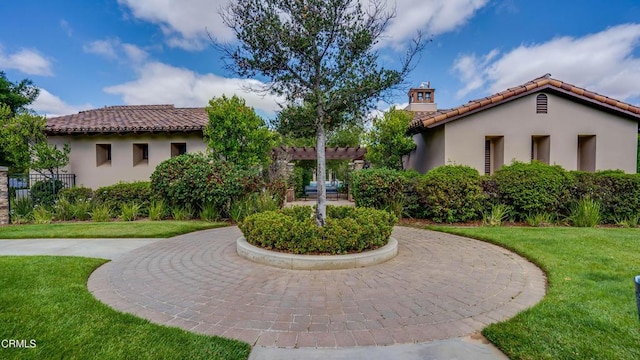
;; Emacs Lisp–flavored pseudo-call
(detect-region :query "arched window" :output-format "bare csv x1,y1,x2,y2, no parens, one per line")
536,94,548,114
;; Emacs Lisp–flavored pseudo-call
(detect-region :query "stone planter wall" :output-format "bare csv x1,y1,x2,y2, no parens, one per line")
0,166,8,225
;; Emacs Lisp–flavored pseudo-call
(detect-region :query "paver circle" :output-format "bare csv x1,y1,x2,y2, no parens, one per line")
88,226,546,348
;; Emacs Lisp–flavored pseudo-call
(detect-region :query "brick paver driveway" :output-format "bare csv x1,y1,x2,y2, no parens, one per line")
89,226,545,348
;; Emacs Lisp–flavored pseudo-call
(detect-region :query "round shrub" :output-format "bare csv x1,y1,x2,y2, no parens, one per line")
239,206,397,254
351,168,405,210
30,179,64,207
417,165,484,223
151,153,262,215
493,161,572,220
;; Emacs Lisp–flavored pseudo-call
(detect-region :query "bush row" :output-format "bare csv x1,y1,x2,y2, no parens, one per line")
239,206,397,254
351,162,640,224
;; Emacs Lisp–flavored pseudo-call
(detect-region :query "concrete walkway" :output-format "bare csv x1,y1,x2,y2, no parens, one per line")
85,226,546,359
0,238,163,259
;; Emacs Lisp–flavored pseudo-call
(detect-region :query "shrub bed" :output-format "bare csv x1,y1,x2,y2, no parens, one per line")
417,165,484,223
239,206,397,254
94,181,152,216
493,161,573,220
351,168,406,212
150,153,262,216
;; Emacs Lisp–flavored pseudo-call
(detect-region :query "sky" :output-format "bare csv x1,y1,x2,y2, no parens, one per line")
1,0,640,119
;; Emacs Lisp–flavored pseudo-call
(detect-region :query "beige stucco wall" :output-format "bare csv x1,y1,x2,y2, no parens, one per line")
406,127,445,173
442,92,638,173
48,132,207,189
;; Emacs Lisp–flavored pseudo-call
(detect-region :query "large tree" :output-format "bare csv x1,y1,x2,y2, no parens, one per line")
0,71,39,115
204,94,275,168
365,107,416,170
221,0,423,225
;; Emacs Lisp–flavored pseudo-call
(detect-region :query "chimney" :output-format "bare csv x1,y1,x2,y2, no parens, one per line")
405,82,437,112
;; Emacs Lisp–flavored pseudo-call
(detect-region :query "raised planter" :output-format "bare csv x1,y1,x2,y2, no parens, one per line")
236,237,398,270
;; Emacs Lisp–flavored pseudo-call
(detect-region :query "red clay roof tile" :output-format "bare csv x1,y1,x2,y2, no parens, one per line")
46,105,208,134
409,75,640,132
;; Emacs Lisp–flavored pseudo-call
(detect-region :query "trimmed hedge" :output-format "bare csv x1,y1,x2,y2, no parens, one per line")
493,161,573,220
417,165,484,223
239,206,397,254
150,153,262,215
58,187,94,202
351,168,405,210
94,181,152,216
569,170,640,223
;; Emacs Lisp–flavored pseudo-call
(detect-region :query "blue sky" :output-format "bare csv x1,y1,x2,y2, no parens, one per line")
2,0,639,118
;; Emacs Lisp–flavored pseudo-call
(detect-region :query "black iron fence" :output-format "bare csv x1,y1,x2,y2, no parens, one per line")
9,173,76,190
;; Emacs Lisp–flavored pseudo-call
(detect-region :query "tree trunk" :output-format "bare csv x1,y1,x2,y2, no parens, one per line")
316,122,326,226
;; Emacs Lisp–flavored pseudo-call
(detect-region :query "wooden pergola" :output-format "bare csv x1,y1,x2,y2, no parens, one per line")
272,146,366,160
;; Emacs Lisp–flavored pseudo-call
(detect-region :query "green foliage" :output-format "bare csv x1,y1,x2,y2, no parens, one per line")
637,134,639,173
614,214,639,228
482,204,512,227
94,181,152,216
365,107,416,170
120,202,142,222
525,212,555,227
293,166,313,198
71,200,93,221
569,171,640,223
30,179,64,207
351,168,406,210
204,95,274,168
10,196,34,223
239,207,397,254
229,191,281,222
199,203,221,222
419,165,485,223
30,141,71,179
0,71,39,114
58,187,94,203
493,161,572,220
90,203,112,222
280,205,313,222
151,153,262,216
170,206,190,221
569,197,601,227
33,206,53,224
148,200,167,221
0,106,46,171
54,197,76,221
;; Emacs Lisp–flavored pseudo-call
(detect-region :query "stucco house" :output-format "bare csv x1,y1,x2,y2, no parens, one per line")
46,105,208,189
404,74,640,174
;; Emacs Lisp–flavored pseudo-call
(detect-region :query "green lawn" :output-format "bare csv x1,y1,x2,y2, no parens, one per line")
0,256,250,360
0,221,227,239
430,226,640,360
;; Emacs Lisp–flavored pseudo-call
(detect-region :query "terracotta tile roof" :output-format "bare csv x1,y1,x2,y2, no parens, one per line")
409,74,640,132
46,105,208,134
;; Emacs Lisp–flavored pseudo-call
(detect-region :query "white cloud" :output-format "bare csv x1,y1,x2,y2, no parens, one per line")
377,0,490,49
32,89,93,117
0,48,53,76
121,43,148,63
117,0,233,50
84,39,149,64
83,39,120,59
118,0,489,51
452,24,640,102
103,61,282,115
60,19,73,37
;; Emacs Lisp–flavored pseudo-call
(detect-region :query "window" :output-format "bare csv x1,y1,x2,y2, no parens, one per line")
484,136,504,175
531,136,550,164
536,94,548,114
96,144,111,166
171,143,187,157
133,143,149,166
426,92,432,101
417,92,424,101
577,135,596,172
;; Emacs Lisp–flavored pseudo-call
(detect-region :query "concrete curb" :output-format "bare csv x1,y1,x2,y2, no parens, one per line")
236,237,398,270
